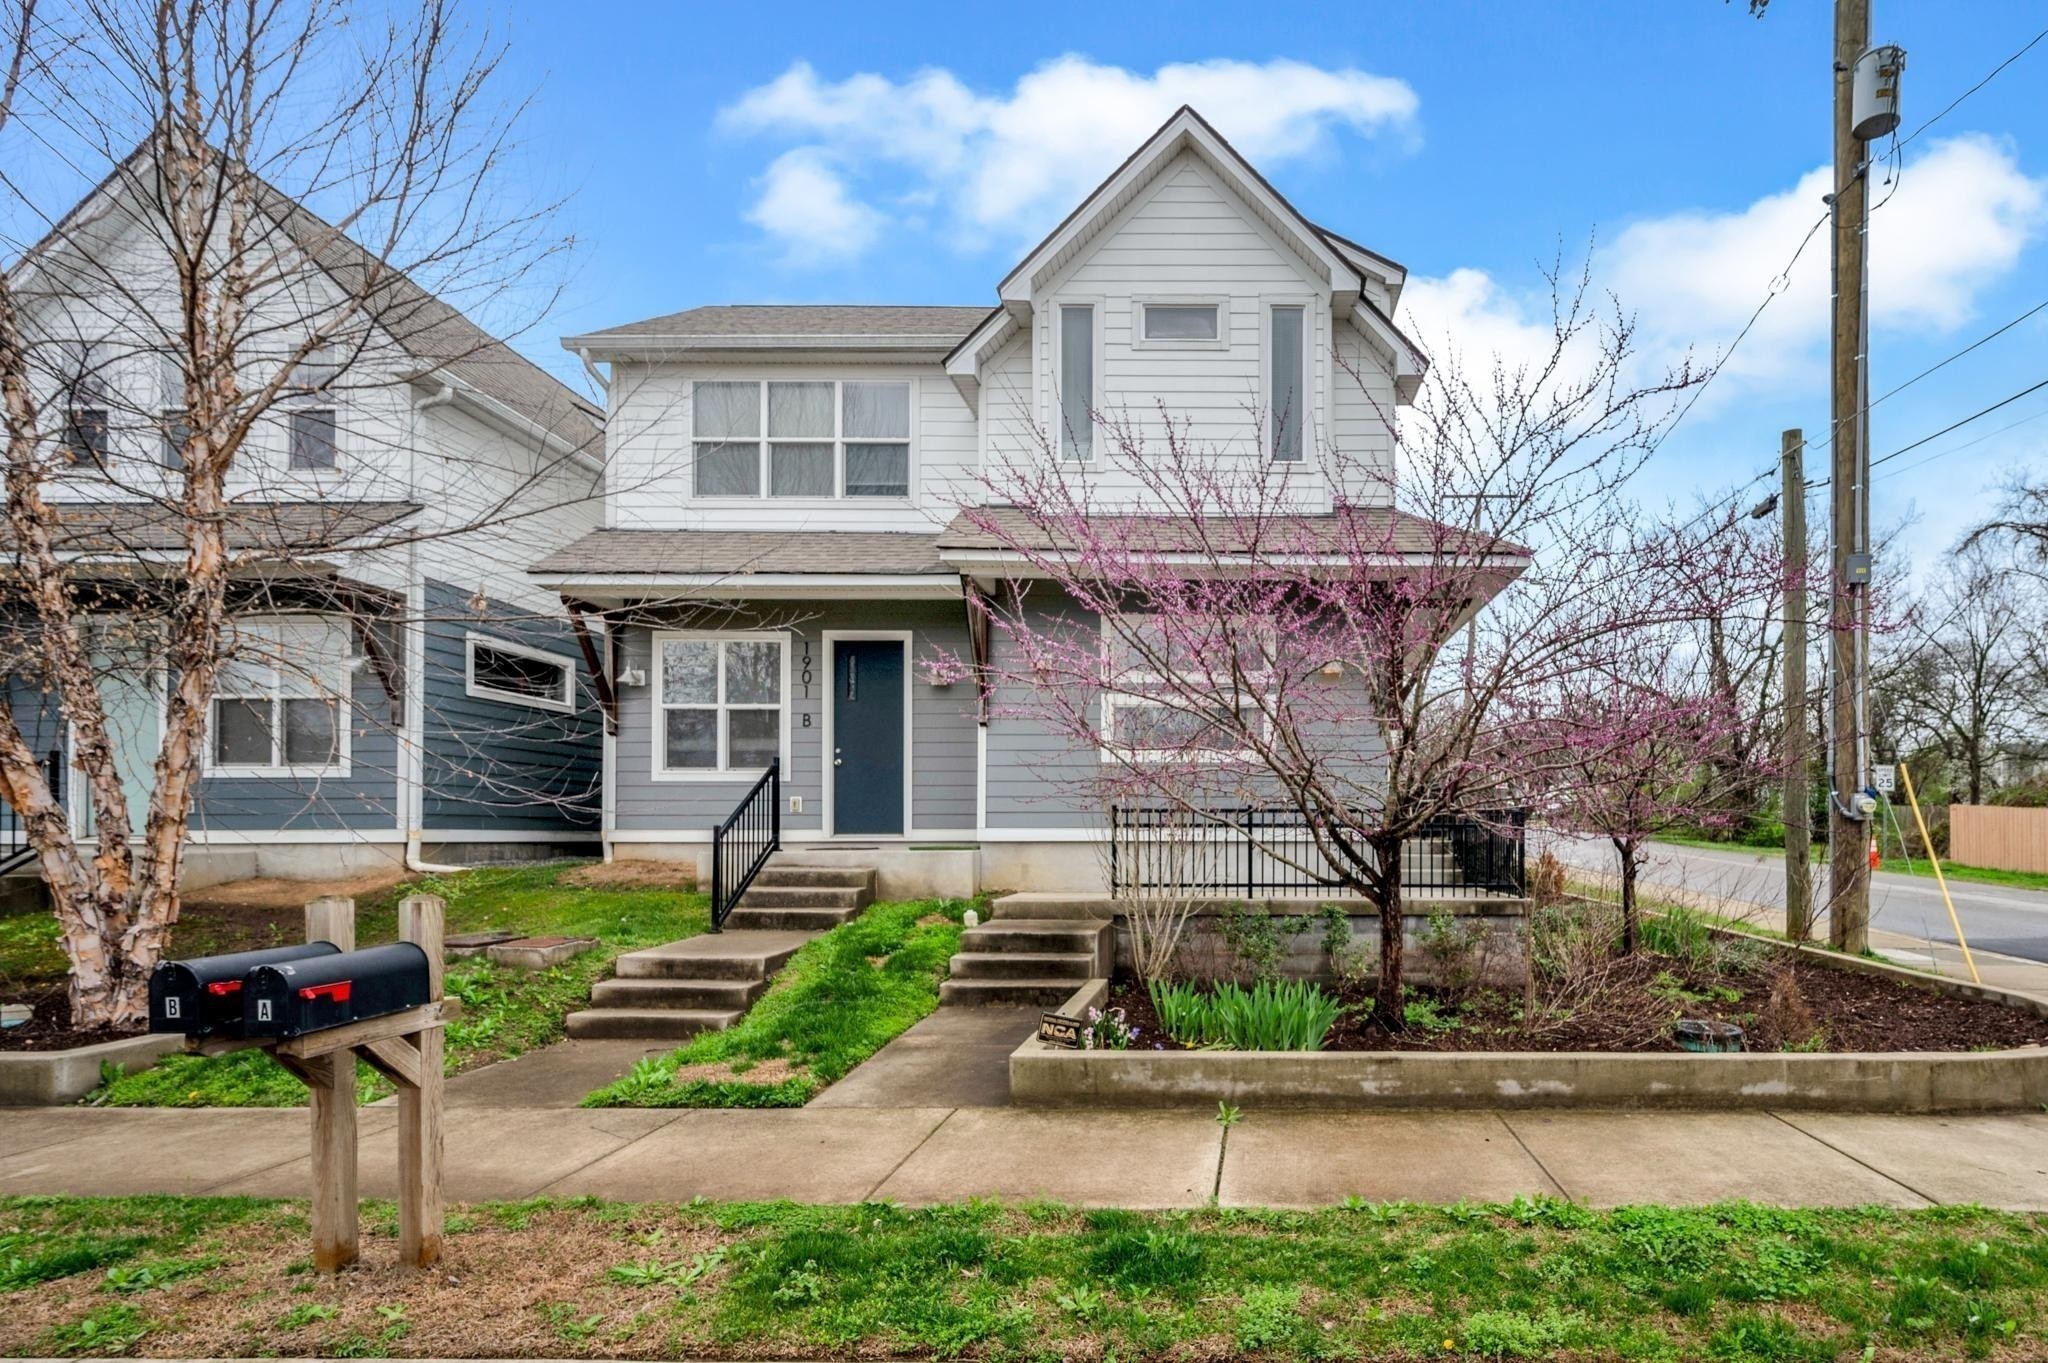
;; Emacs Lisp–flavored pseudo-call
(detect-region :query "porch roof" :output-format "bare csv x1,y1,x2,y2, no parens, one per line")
529,528,957,596
1,499,422,557
934,507,1529,564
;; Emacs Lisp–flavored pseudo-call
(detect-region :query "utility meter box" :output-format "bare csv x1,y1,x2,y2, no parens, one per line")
242,942,433,1040
148,942,342,1038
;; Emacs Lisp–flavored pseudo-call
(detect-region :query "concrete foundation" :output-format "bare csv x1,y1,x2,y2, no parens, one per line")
0,1033,185,1107
626,843,983,901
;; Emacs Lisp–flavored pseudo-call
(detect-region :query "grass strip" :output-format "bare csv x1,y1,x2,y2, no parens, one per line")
4,1194,2047,1360
88,862,705,1108
583,896,969,1108
1652,835,2048,894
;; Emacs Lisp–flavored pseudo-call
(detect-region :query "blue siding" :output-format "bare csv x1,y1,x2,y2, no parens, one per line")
419,579,602,832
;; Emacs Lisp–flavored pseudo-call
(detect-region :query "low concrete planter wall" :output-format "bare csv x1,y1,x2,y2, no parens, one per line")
0,1033,183,1107
1011,964,2048,1113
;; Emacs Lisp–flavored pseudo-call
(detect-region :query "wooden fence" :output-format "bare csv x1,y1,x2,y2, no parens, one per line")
1948,805,2048,873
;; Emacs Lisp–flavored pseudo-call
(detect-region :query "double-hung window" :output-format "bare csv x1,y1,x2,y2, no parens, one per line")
58,342,110,465
465,634,576,712
1268,305,1306,463
210,617,351,773
655,634,784,777
287,346,339,470
1100,614,1268,764
693,380,912,499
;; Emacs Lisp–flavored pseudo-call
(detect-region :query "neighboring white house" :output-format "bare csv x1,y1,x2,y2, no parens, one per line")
537,106,1458,896
2,144,610,887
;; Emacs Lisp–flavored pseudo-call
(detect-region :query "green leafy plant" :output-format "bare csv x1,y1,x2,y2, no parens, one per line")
1215,1100,1241,1128
1402,997,1459,1033
608,1250,724,1289
279,1302,341,1330
1147,977,1341,1050
44,1303,150,1356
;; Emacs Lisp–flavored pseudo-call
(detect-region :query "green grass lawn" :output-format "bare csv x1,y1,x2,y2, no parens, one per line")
1652,835,2048,894
82,862,705,1107
584,896,969,1108
4,1194,2046,1360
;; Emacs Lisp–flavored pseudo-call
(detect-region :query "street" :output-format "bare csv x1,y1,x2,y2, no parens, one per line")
1540,834,2048,965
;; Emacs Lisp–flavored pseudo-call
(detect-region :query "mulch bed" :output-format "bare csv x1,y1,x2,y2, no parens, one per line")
0,990,142,1052
1105,945,2048,1054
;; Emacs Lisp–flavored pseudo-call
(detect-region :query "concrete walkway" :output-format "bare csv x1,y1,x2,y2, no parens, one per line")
5,1104,2045,1209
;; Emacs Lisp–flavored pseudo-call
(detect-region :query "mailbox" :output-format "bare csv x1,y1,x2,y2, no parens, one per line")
149,942,343,1038
241,943,433,1040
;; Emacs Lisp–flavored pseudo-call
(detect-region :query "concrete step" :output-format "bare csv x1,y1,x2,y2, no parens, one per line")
754,865,876,890
939,978,1088,1007
722,905,863,932
590,976,764,1011
990,893,1115,922
959,920,1105,954
736,884,873,910
948,951,1096,981
611,930,813,981
565,1007,739,1040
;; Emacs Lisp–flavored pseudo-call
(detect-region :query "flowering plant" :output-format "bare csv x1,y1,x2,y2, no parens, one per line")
1081,1005,1137,1050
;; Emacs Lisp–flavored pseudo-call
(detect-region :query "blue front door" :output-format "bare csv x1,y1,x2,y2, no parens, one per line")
832,640,904,835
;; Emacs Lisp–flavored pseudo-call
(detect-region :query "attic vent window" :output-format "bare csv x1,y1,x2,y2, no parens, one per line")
1141,303,1220,342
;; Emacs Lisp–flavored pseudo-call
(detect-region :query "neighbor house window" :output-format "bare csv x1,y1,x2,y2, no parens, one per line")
1058,303,1093,461
158,353,188,471
465,634,575,712
1269,305,1305,463
287,346,339,470
59,343,110,464
210,617,351,773
694,380,912,499
655,634,784,776
1100,614,1267,764
1139,301,1221,344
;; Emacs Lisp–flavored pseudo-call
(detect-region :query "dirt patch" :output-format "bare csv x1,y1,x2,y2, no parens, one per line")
0,989,143,1051
183,869,407,912
559,859,697,891
666,1056,804,1087
1108,946,2048,1054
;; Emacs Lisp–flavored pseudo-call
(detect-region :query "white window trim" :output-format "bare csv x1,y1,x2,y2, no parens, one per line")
650,630,790,783
1052,297,1104,463
1097,614,1271,765
1261,296,1316,467
204,616,354,778
690,377,916,503
1133,296,1229,351
464,632,576,713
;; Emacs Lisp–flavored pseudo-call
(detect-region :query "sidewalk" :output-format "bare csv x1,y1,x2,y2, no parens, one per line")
4,1103,2046,1209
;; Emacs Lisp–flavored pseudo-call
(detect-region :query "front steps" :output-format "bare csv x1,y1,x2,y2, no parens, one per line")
940,895,1113,1008
565,864,875,1040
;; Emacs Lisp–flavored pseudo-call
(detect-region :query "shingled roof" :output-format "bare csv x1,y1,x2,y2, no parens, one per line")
2,500,421,557
935,507,1524,559
565,304,996,347
529,527,953,578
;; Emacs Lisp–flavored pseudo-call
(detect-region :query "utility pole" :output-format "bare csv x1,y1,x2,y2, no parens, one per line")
1827,0,1874,953
1781,430,1811,942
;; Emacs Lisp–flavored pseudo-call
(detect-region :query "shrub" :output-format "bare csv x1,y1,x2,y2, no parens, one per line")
1640,906,1715,971
1527,850,1569,908
1147,978,1341,1050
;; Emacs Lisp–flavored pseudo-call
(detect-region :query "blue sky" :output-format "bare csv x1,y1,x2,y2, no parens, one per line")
429,3,2048,563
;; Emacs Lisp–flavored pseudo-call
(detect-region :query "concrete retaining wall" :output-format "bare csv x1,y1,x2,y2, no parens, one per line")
0,1033,184,1106
1144,897,1528,986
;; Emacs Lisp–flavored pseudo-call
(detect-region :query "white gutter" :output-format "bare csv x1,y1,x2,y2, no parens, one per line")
404,384,467,876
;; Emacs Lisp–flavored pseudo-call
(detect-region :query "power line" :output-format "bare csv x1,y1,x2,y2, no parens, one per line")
1895,22,2048,153
1871,402,2048,486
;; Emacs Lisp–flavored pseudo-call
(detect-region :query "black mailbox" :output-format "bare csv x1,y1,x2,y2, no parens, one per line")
242,943,433,1040
148,942,343,1038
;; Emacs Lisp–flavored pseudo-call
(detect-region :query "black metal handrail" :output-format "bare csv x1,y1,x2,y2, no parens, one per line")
709,758,780,930
0,750,64,876
1108,805,1526,899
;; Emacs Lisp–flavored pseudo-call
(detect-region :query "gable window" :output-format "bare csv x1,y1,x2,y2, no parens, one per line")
58,343,110,464
465,634,575,712
1269,305,1305,463
288,347,339,470
210,617,351,774
655,634,784,777
1058,304,1094,462
1139,301,1222,345
158,353,188,471
693,380,912,499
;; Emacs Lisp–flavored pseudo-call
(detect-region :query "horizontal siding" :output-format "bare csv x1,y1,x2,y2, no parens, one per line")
420,579,602,832
984,589,1103,829
613,599,976,834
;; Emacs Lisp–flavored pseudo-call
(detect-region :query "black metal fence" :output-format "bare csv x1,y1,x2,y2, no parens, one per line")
0,750,64,875
1108,805,1526,899
709,758,780,930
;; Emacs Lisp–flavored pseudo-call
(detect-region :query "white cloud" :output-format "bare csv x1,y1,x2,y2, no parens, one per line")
719,55,1418,260
743,148,884,264
1402,135,2046,397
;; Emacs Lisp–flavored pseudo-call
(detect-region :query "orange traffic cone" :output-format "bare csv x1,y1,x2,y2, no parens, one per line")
1869,838,1880,871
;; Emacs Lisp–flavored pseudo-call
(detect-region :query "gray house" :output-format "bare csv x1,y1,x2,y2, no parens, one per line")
536,107,1445,899
1,152,607,889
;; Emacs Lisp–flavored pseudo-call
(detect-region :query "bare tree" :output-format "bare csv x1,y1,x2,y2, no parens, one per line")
0,0,591,1028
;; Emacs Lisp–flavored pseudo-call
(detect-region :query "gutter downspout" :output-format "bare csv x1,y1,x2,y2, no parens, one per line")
406,383,466,875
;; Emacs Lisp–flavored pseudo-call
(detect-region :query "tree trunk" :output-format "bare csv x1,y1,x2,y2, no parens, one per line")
1618,841,1640,955
1370,834,1405,1026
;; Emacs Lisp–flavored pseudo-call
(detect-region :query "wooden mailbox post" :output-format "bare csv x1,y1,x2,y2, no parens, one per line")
190,893,447,1272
